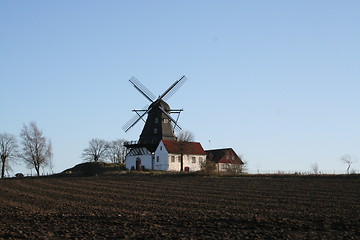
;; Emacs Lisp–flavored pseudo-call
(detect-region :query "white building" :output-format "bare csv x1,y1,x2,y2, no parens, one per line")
126,140,206,172
125,147,153,171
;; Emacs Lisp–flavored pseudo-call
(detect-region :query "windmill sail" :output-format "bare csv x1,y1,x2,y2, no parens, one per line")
122,105,151,133
129,76,156,102
123,75,187,152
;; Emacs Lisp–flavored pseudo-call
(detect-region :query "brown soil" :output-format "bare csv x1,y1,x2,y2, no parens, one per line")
0,174,359,239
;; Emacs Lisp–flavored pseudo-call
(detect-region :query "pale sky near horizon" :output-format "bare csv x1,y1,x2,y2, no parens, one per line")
1,1,359,175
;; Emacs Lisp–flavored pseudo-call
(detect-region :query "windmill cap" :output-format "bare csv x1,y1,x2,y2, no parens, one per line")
150,99,170,111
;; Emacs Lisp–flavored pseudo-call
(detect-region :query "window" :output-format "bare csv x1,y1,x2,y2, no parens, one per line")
164,119,168,123
177,156,181,162
156,156,159,162
171,156,175,162
154,128,158,134
226,155,229,160
192,157,196,163
155,118,159,124
199,157,203,163
160,146,162,151
232,156,235,160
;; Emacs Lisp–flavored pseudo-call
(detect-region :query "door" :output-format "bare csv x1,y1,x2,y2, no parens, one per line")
136,158,142,171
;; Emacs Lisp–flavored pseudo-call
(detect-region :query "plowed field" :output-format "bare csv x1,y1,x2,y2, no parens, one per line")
1,174,359,239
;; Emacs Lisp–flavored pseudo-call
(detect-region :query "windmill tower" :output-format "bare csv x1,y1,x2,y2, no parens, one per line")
123,75,187,152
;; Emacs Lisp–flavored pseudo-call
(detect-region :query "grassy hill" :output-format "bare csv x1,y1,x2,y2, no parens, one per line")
61,162,126,177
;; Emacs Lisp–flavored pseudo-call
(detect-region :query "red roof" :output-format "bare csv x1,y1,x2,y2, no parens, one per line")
205,148,243,164
162,140,206,155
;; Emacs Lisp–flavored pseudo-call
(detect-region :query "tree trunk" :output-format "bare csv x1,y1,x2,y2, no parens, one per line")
180,153,183,172
1,157,5,178
35,165,40,176
347,165,350,174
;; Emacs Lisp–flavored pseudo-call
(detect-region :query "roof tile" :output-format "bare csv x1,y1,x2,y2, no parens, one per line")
162,140,206,155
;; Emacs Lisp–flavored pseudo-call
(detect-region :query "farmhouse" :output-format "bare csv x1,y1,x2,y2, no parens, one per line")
122,76,243,173
126,140,206,172
205,148,244,172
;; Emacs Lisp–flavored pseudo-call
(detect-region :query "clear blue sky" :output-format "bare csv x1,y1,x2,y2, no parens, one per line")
1,1,359,174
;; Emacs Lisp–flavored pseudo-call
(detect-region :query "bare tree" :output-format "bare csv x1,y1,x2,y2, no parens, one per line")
240,158,248,173
20,122,53,176
341,154,355,174
108,139,128,163
0,133,18,178
310,162,319,175
176,130,195,171
82,138,109,162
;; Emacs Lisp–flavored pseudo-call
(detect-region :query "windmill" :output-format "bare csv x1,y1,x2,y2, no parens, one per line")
123,75,187,152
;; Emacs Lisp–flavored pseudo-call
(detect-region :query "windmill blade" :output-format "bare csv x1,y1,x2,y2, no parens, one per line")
129,76,156,103
122,108,150,133
168,109,182,131
122,106,152,132
159,75,187,101
172,123,182,132
159,106,182,131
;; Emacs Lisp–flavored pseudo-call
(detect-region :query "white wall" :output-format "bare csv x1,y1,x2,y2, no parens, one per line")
217,163,243,172
181,154,205,172
125,148,153,170
127,141,207,172
154,141,169,171
168,154,181,171
155,141,206,172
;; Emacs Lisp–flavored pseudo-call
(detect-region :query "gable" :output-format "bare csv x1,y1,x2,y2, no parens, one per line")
206,148,243,164
155,141,168,155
